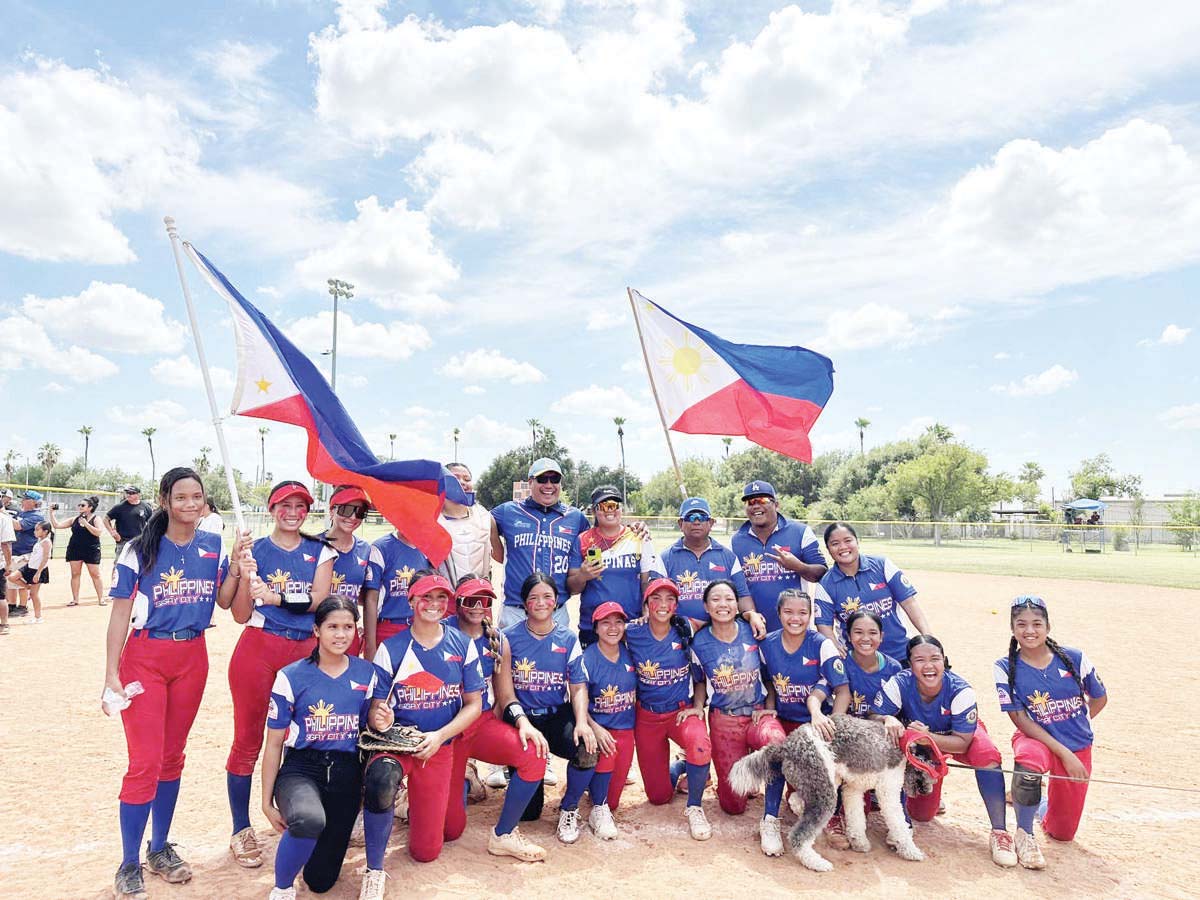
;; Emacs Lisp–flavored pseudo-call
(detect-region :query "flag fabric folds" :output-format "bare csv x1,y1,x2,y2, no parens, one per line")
630,289,834,463
183,244,452,564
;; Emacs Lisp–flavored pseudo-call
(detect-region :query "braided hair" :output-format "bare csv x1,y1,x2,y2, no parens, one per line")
1007,600,1086,715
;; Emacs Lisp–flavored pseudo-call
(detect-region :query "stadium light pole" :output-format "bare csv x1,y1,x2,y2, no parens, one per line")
326,279,354,392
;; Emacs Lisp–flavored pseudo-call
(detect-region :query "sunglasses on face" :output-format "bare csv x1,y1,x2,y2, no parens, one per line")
332,503,368,519
534,473,561,484
683,512,710,523
596,500,621,512
1011,595,1047,610
745,496,773,507
458,595,493,609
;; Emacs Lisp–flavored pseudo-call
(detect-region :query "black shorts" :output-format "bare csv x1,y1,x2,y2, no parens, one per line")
66,546,102,565
19,565,48,585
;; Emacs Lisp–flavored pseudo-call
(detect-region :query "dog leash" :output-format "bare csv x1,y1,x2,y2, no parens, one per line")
941,760,1200,794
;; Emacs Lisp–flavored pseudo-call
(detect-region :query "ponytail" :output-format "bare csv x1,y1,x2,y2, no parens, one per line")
132,466,205,574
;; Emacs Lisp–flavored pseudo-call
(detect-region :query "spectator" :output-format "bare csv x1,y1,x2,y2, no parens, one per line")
7,489,46,618
437,462,497,583
50,495,105,607
0,500,13,634
105,485,153,560
198,499,224,535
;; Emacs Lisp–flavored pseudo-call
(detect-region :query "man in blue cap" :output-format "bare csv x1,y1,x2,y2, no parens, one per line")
7,490,45,617
660,497,759,632
730,480,827,633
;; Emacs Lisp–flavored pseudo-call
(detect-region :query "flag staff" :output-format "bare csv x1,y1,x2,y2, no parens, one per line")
628,287,688,499
164,216,248,534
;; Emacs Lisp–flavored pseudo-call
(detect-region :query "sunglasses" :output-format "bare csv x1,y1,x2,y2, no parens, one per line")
745,496,773,507
596,500,621,512
332,503,368,519
533,473,561,484
682,512,710,523
458,595,493,609
1011,595,1047,610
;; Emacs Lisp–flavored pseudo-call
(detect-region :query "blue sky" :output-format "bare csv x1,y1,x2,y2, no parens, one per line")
1,0,1197,499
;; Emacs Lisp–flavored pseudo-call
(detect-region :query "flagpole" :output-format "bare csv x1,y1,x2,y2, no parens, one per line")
628,287,688,499
164,216,248,534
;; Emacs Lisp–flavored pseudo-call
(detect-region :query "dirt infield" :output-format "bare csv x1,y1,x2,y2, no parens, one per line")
1,564,1196,900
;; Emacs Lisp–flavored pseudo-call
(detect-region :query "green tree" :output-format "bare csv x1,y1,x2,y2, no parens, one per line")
78,425,93,470
193,446,212,475
887,443,997,544
854,417,871,455
37,442,62,481
1167,493,1200,551
719,446,834,507
1069,453,1141,499
3,450,14,482
1016,461,1045,505
639,458,718,515
204,465,253,512
476,426,575,510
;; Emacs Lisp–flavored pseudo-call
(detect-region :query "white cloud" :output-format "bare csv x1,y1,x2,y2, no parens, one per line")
108,399,189,429
294,196,459,315
22,281,186,354
194,40,279,86
1159,404,1200,431
460,414,529,448
991,364,1078,398
1159,323,1191,345
586,309,628,331
150,356,235,392
0,313,118,382
438,349,545,384
463,385,485,395
550,385,649,419
993,351,1011,360
817,303,916,352
284,310,432,360
45,381,68,393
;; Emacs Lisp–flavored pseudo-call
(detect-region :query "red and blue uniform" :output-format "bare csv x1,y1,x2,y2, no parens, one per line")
371,533,429,640
492,498,588,609
814,555,917,660
731,514,825,632
582,641,638,809
758,629,846,726
268,656,378,752
569,525,661,635
329,537,382,604
843,651,902,718
659,537,749,622
503,621,587,711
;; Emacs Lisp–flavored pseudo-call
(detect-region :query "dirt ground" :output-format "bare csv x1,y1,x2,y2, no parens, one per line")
1,564,1197,900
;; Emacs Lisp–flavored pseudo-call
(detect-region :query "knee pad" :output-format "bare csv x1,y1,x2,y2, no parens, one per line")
574,739,599,770
363,756,402,813
1011,764,1043,807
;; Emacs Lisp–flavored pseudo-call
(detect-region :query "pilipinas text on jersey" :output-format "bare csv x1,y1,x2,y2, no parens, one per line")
582,641,638,729
111,531,226,633
249,536,337,632
993,648,1105,752
690,619,766,713
503,622,586,710
372,625,484,736
267,656,378,752
622,617,693,709
873,669,979,735
758,629,846,723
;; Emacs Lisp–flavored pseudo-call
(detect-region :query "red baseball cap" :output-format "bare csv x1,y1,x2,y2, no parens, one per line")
409,574,454,598
268,481,314,508
329,486,371,507
591,601,628,624
643,577,680,601
455,577,497,601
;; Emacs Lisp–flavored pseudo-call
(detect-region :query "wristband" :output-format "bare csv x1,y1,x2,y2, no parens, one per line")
502,701,527,726
280,592,311,614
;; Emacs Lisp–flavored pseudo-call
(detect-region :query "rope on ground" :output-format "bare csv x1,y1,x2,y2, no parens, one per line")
942,760,1200,794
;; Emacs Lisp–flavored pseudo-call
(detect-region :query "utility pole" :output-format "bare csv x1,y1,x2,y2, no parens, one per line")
326,279,354,391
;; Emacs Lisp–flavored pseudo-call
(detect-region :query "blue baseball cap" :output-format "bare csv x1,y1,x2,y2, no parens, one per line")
22,489,42,501
528,457,563,478
679,497,711,518
742,480,776,501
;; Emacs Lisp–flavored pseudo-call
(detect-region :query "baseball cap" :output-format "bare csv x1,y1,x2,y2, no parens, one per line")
409,573,454,597
679,497,711,518
455,577,497,601
329,486,371,507
592,601,629,623
122,484,141,494
643,577,680,601
590,484,622,506
0,488,13,498
742,480,776,500
267,480,315,508
22,489,43,502
528,457,563,479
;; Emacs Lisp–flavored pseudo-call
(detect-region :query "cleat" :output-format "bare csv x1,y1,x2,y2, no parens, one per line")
588,803,619,840
230,826,263,868
685,805,712,841
824,813,851,850
358,867,387,900
114,862,147,899
557,808,581,844
760,815,784,857
488,826,547,862
1015,828,1046,870
990,829,1018,868
145,842,192,883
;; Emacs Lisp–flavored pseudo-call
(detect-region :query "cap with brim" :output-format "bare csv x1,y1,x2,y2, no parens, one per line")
590,484,622,506
409,574,454,598
0,489,12,498
643,577,680,601
455,578,497,601
268,482,315,508
123,485,140,494
528,457,563,478
741,480,776,500
592,601,629,623
22,489,43,502
679,497,711,517
329,486,371,508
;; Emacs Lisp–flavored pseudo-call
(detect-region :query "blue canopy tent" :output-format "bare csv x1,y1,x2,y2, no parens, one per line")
1062,499,1106,553
1064,498,1107,511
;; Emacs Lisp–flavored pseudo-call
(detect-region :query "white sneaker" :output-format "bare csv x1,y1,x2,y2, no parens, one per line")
230,826,263,868
268,887,297,900
543,768,559,786
485,767,509,789
588,803,619,840
990,829,1018,868
557,808,581,844
1014,828,1046,870
359,867,387,900
32,617,43,624
685,805,712,841
488,826,547,862
760,814,784,857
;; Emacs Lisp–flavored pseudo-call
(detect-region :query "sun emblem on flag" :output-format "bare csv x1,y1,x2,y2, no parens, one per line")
843,597,862,614
308,699,334,726
658,332,715,392
713,663,736,681
773,674,791,694
161,566,185,589
266,568,290,589
514,658,537,678
637,660,660,678
744,552,764,573
678,571,698,588
1028,690,1052,711
600,685,621,703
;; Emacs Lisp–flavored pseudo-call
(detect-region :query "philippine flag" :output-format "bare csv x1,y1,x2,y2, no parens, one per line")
183,245,452,564
198,548,218,559
551,643,568,654
801,656,819,666
443,651,463,663
630,290,834,463
303,554,315,563
350,680,370,693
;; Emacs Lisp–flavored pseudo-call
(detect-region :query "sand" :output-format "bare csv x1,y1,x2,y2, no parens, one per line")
1,565,1197,900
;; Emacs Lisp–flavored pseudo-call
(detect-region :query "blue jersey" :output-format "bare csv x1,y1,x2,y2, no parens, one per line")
623,617,693,710
873,669,979,735
731,514,826,632
994,648,1105,752
814,555,917,660
690,619,765,713
582,642,637,729
13,509,45,555
570,525,661,624
372,534,430,622
758,629,846,723
268,655,378,752
492,498,589,607
111,532,226,633
444,615,503,713
660,537,750,622
249,536,337,633
844,651,903,718
372,625,484,736
503,622,586,710
329,537,383,604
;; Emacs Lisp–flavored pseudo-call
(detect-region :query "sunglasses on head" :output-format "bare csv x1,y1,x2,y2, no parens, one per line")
534,473,561,484
745,495,773,507
596,500,621,512
682,512,710,523
1011,595,1047,610
458,595,493,609
332,503,368,519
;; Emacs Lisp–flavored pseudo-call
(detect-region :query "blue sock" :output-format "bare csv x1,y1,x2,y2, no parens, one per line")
560,764,593,812
669,759,686,790
764,775,784,818
463,778,471,806
496,773,541,836
149,779,181,853
227,773,253,834
363,810,393,870
1015,802,1037,833
686,762,709,808
274,833,318,889
901,790,911,826
119,801,152,867
589,771,614,807
976,769,1007,830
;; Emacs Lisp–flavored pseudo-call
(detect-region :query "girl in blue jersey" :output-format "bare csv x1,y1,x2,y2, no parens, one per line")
690,579,787,857
872,635,1017,868
322,486,383,657
366,529,429,660
226,480,337,869
996,595,1107,869
261,596,377,900
503,571,597,844
625,578,713,840
362,572,482,894
104,467,242,900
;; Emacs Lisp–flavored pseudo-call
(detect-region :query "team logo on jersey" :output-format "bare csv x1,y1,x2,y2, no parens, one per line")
773,673,791,694
308,699,335,726
161,566,185,589
966,708,978,724
267,698,279,719
900,574,913,588
266,568,291,590
637,660,661,678
997,686,1012,705
842,597,862,614
303,698,360,741
713,663,736,680
678,571,698,588
397,566,415,584
832,659,845,675
515,658,537,678
330,572,346,590
600,684,622,703
743,552,764,574
1028,690,1052,712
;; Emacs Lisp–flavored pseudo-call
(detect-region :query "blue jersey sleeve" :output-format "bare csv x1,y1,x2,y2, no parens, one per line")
731,567,750,599
371,643,396,700
820,639,848,690
110,553,140,600
993,658,1019,712
883,557,917,602
797,525,826,566
568,535,583,569
948,683,979,735
1079,651,1106,699
267,670,293,730
567,634,586,685
872,675,903,717
811,581,834,627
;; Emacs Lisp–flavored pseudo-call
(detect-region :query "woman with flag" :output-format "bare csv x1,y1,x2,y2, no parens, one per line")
226,480,337,869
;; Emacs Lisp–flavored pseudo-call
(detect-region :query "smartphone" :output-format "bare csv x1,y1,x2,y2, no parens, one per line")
586,546,603,566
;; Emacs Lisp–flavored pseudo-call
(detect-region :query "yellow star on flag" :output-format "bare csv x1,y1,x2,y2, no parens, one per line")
255,377,272,394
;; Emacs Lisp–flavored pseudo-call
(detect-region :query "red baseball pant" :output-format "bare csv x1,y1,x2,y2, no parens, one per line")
444,713,547,841
906,721,1002,822
596,727,636,810
1013,732,1093,841
364,744,455,862
634,704,712,808
708,710,787,815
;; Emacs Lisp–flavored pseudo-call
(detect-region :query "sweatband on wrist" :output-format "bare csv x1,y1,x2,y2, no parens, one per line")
280,592,311,614
502,702,526,726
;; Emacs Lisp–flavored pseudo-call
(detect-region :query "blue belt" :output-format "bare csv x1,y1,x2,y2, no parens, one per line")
639,699,688,714
135,627,203,641
526,705,565,717
261,623,313,641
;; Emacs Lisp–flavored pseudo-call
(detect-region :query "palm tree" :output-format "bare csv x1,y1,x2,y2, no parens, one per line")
388,433,397,460
527,419,542,460
142,427,157,483
195,446,212,474
258,427,270,485
78,425,93,470
722,437,732,459
37,442,61,482
3,450,14,483
452,428,461,463
854,417,871,455
613,417,627,501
